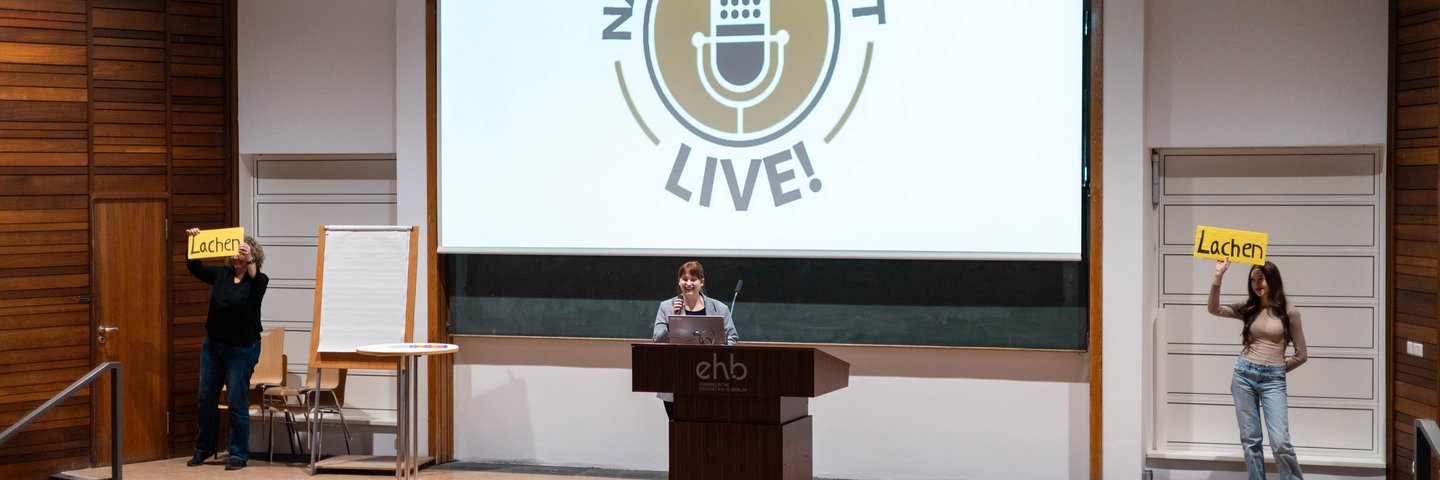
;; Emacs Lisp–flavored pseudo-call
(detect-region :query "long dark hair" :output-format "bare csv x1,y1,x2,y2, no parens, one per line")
1237,261,1292,348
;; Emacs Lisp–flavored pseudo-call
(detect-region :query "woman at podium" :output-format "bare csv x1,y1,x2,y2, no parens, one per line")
652,261,738,419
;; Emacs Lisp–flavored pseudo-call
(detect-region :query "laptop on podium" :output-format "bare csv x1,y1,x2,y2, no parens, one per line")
666,315,725,345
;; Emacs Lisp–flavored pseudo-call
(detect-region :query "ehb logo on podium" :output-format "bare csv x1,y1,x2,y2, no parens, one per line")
604,0,888,210
696,352,748,381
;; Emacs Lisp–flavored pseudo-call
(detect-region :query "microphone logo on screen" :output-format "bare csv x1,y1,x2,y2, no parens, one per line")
604,0,888,210
691,1,788,135
638,0,850,146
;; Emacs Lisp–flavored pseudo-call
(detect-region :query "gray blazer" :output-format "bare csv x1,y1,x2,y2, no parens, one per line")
652,294,739,402
652,294,739,346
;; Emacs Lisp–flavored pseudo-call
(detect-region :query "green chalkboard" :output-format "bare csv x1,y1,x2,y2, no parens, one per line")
445,255,1088,350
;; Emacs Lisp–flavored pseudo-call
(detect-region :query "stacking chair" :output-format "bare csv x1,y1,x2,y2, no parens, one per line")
261,354,302,460
249,328,288,460
263,366,354,459
251,327,287,394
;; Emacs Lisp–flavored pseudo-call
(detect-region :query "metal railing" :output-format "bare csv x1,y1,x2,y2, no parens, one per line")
1418,418,1440,480
0,362,122,480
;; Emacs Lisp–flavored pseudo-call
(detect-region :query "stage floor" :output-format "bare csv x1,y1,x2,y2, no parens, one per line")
56,456,668,480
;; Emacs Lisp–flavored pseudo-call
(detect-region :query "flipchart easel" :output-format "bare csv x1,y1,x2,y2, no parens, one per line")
305,225,419,473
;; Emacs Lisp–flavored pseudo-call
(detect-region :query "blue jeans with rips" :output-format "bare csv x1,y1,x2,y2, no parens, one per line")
1231,356,1303,480
194,337,261,461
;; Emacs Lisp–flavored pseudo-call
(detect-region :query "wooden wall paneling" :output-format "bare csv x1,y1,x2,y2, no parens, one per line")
1393,1,1440,479
0,1,93,478
424,0,454,463
85,0,167,469
0,0,232,477
166,0,230,455
89,2,166,196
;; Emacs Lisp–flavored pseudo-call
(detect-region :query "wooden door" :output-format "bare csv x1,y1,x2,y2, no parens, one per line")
91,199,169,464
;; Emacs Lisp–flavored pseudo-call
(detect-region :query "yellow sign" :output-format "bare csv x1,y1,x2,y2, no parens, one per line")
187,227,244,260
1194,225,1268,266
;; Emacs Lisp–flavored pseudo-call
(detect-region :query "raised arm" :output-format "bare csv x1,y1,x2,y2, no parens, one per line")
184,228,217,285
238,242,258,279
1286,307,1308,371
1207,259,1240,319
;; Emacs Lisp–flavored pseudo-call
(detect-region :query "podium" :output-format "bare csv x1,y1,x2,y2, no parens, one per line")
632,344,850,480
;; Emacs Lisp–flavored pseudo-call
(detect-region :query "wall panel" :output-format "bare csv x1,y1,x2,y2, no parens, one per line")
1393,1,1440,478
1153,147,1386,467
164,0,232,457
1164,303,1375,349
0,2,94,476
0,1,233,478
239,154,398,433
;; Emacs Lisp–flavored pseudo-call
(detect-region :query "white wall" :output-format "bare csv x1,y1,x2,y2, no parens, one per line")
238,0,414,456
238,0,396,154
1145,0,1387,147
452,337,1089,479
435,0,1094,476
1103,0,1150,478
234,0,1391,478
395,0,431,454
1142,1,1388,478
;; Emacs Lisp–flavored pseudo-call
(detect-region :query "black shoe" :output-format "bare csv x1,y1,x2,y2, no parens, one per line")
186,453,208,467
224,458,246,471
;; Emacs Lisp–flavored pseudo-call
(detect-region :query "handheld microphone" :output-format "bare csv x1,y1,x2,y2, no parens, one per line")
730,279,743,315
692,0,789,134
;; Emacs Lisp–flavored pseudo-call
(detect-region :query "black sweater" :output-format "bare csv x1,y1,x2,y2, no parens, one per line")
187,258,268,346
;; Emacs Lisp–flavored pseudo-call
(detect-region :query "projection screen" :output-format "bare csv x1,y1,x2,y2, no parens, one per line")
438,0,1084,260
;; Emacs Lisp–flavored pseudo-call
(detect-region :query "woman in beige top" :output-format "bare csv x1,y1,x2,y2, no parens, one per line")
1209,259,1307,480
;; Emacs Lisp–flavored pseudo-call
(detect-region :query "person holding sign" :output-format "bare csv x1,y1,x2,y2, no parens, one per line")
651,261,738,420
183,227,268,471
1209,258,1308,480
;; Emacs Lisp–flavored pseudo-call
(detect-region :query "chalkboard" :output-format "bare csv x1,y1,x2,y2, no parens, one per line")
446,254,1087,350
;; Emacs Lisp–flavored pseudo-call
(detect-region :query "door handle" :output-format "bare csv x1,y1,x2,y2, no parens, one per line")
98,326,118,344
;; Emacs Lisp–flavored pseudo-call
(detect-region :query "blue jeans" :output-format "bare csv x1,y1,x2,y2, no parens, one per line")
1231,357,1303,480
194,337,261,461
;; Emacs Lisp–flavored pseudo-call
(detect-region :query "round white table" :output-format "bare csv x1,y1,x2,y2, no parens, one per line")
356,343,458,479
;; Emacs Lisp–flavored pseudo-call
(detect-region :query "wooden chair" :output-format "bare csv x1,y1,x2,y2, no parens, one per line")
263,366,354,460
260,354,304,461
251,327,286,393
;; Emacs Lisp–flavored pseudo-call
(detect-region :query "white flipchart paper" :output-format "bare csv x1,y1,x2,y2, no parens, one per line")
315,227,412,352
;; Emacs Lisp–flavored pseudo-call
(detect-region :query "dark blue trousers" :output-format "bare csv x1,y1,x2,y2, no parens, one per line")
194,337,261,461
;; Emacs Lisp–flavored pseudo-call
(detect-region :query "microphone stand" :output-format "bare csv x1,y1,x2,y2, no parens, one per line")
729,279,743,315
